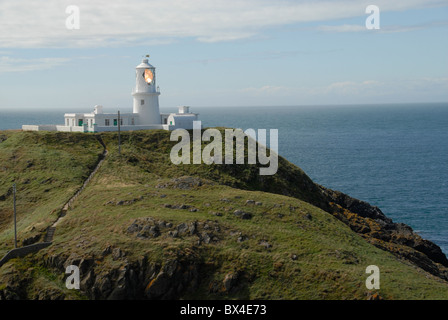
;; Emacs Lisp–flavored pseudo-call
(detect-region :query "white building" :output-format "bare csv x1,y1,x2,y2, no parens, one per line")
22,58,199,133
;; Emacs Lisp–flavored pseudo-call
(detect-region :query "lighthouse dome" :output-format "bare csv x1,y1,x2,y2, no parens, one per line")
136,59,154,69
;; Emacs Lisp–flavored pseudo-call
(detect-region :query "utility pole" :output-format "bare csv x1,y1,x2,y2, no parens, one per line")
13,183,17,248
118,110,121,156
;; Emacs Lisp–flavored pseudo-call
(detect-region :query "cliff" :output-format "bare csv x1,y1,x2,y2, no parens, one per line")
0,129,447,300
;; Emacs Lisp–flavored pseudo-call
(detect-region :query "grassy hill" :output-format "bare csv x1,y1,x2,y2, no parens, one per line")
0,129,447,300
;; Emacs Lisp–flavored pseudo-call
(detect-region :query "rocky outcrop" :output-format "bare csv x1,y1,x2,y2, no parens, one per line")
321,187,392,224
38,246,204,300
19,217,232,300
207,152,448,281
156,176,214,190
317,185,448,280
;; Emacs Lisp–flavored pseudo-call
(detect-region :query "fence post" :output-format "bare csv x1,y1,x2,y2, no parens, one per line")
13,183,17,249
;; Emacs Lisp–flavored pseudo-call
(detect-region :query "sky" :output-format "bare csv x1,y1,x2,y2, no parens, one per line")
0,0,447,112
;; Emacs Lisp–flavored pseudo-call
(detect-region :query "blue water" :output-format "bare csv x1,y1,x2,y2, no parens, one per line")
1,103,447,256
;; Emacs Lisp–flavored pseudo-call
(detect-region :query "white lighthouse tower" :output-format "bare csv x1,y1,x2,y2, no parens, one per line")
22,56,200,132
132,58,161,125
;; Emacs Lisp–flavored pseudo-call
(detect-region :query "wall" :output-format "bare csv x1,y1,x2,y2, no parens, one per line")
0,242,52,268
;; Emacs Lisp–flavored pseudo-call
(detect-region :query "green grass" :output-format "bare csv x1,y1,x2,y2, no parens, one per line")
1,130,448,300
0,131,104,256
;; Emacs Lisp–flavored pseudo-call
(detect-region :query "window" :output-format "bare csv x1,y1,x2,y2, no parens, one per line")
163,118,167,124
131,118,135,125
105,119,110,126
141,99,144,105
66,119,69,126
72,119,75,126
114,119,118,126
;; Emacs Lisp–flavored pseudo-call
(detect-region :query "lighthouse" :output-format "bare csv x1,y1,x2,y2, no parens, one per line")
132,58,161,125
22,56,199,132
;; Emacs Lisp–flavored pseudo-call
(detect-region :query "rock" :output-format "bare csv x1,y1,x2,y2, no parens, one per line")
223,272,240,293
291,254,298,260
259,240,272,249
189,222,197,235
233,209,252,219
101,246,112,256
201,233,212,244
156,176,213,190
246,200,255,205
233,210,243,217
241,212,252,220
137,225,160,239
168,230,179,238
112,248,124,260
127,222,141,234
80,269,95,289
79,258,94,275
305,213,312,220
177,223,189,234
146,272,171,299
322,187,393,224
149,226,160,238
145,258,201,299
255,202,262,206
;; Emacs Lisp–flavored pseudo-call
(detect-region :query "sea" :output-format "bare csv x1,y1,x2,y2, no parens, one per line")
1,103,447,257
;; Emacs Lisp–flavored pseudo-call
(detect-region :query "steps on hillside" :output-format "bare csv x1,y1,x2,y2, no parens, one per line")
44,144,107,244
44,227,56,242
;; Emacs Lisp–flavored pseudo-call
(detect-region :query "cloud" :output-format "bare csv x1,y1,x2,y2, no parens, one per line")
0,56,71,73
240,85,294,95
240,80,384,97
239,78,448,103
317,24,367,33
316,20,448,34
0,0,446,48
325,80,383,95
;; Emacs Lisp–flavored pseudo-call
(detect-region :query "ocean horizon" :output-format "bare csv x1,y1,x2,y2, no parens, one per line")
1,102,447,256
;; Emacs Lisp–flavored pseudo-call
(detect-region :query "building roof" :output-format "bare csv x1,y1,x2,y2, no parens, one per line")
136,59,154,69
